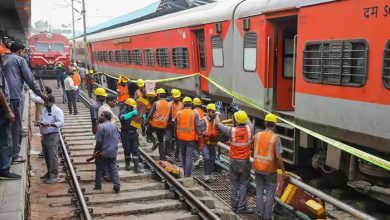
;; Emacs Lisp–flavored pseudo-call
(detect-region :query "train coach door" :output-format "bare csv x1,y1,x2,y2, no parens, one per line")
191,29,207,96
269,16,297,111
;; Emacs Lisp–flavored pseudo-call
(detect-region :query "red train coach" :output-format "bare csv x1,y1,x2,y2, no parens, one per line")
28,33,71,77
81,0,390,201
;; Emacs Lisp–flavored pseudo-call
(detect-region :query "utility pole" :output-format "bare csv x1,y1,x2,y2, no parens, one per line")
81,0,88,67
71,0,76,60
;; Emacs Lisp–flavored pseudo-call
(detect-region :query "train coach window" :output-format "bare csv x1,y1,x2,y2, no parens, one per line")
98,51,104,62
303,40,368,86
109,51,116,63
156,48,170,67
115,50,123,63
172,48,189,69
102,51,109,62
243,32,257,72
211,36,224,67
132,49,142,65
383,40,390,89
35,42,49,53
123,50,132,64
51,43,64,52
144,49,155,67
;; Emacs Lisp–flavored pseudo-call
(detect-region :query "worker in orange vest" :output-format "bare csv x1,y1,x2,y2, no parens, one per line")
144,88,170,160
166,89,184,161
192,97,205,168
134,79,146,100
199,103,220,182
215,102,253,214
141,91,156,137
175,97,202,177
117,76,130,112
72,68,81,102
253,113,286,220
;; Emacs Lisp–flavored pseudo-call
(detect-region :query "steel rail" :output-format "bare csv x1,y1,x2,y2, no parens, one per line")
77,88,219,220
39,79,92,220
216,142,377,220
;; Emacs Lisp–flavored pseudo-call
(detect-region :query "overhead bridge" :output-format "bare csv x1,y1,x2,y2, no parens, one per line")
0,0,31,41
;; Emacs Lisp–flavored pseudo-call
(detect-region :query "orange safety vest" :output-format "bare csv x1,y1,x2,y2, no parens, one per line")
194,107,205,118
117,84,130,102
229,125,252,160
176,108,197,141
170,101,184,121
202,116,219,144
150,99,170,129
253,130,278,173
72,73,80,87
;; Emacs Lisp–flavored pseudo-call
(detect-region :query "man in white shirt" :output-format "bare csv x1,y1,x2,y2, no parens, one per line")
35,95,64,184
64,70,78,115
98,95,119,125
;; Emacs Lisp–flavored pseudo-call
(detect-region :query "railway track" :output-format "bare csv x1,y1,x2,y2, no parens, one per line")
37,79,224,220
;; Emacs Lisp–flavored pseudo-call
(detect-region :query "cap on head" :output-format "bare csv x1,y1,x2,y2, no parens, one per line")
94,88,107,97
193,98,201,106
234,110,248,124
206,103,216,111
182,96,192,104
264,113,277,123
156,88,166,95
136,79,145,87
125,98,137,107
171,89,181,98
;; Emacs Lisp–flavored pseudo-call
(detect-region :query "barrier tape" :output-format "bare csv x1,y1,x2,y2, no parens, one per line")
97,71,198,84
96,71,390,171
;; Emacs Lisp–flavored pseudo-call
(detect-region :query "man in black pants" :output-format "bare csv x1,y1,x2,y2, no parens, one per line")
63,70,78,115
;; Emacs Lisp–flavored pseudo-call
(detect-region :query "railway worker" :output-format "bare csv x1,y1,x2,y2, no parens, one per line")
78,64,86,90
117,76,130,113
192,97,205,168
215,106,253,214
3,42,48,164
90,88,107,134
55,63,63,88
37,94,64,184
86,69,94,98
64,70,78,115
253,113,286,220
0,51,20,180
144,88,170,160
119,98,142,173
71,68,81,102
199,103,220,182
93,111,121,193
98,94,119,125
167,89,184,161
175,97,202,177
134,79,146,100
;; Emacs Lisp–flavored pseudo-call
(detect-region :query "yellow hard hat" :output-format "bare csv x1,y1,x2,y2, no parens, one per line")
234,110,248,124
94,88,107,97
206,103,216,111
156,88,166,95
120,76,128,83
89,69,94,74
265,113,277,123
145,91,156,97
136,79,145,87
125,98,137,108
182,96,192,103
172,89,181,98
72,67,77,72
192,98,201,106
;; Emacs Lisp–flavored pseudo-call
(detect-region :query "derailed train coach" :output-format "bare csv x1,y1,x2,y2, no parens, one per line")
74,0,390,201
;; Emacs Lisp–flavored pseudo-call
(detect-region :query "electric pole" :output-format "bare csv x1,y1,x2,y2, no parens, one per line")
82,0,88,67
71,0,76,60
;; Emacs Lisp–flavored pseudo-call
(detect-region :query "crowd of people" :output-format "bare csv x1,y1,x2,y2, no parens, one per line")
0,35,287,218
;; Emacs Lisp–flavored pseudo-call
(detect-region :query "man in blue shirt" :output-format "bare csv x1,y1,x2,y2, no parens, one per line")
0,51,19,179
36,94,64,184
93,111,121,193
3,42,48,163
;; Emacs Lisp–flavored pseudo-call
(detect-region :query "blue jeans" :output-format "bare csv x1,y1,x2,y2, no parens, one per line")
230,159,251,212
62,86,67,103
9,100,22,160
177,140,196,177
0,110,12,172
95,156,120,188
75,88,80,102
165,123,175,156
255,172,277,220
202,144,216,175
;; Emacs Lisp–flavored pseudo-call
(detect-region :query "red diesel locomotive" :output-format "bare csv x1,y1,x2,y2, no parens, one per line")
29,32,71,77
75,0,390,203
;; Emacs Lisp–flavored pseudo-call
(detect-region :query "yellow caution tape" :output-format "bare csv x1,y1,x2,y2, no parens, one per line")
200,74,390,171
97,72,199,84
94,70,390,171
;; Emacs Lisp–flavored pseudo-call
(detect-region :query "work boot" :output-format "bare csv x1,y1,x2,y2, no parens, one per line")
125,157,132,171
133,166,142,173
